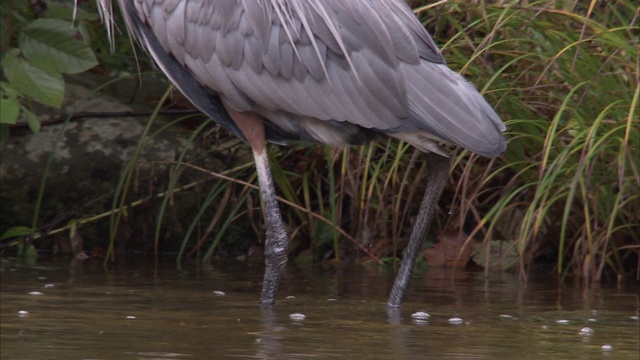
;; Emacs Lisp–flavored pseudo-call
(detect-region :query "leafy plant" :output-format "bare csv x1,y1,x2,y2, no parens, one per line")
0,3,98,138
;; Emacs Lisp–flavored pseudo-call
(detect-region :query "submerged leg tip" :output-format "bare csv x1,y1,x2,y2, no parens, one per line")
261,294,276,305
387,293,403,308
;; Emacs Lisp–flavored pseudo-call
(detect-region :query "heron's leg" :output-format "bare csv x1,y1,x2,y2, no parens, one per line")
387,152,451,307
222,104,288,305
253,148,289,305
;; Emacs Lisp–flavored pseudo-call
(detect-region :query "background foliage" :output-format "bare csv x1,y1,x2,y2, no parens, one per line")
1,0,638,280
0,0,99,138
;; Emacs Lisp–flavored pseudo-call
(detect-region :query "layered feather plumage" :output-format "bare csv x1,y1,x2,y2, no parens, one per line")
106,0,506,157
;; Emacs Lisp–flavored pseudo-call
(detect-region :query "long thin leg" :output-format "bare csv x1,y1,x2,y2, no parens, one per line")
387,152,451,307
222,104,289,305
254,148,289,305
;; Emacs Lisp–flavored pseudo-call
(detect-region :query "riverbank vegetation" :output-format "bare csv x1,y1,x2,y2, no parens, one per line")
1,0,638,281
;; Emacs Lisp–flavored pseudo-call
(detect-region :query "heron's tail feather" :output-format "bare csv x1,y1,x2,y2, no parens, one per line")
398,63,506,158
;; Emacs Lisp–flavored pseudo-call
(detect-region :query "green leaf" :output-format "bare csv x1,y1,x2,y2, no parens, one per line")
19,18,98,74
1,226,34,241
0,85,20,125
17,241,39,265
2,49,65,107
24,244,39,265
23,108,41,133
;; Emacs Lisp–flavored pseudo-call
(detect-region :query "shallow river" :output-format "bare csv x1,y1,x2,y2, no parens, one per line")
1,258,638,359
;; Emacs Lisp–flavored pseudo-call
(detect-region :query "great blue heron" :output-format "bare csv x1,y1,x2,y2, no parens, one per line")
97,0,506,306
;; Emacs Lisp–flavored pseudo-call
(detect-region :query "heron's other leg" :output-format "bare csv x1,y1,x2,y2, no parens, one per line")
253,148,289,304
387,152,451,307
223,105,289,305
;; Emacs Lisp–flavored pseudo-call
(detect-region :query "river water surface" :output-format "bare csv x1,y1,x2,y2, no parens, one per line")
1,258,638,359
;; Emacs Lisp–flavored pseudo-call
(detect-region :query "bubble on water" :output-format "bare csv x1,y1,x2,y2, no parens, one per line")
555,319,570,324
44,284,55,288
212,290,226,296
579,327,594,336
126,315,136,320
630,316,639,321
18,310,29,317
587,318,597,322
28,291,44,296
285,295,295,299
601,344,613,352
498,314,515,319
411,312,430,320
289,313,306,321
448,317,463,325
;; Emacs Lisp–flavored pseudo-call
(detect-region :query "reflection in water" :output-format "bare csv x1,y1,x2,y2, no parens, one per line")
0,258,638,359
258,305,281,360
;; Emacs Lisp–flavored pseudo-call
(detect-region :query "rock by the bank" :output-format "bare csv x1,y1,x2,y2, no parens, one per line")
0,78,251,256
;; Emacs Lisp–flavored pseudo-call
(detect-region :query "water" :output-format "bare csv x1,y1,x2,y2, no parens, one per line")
1,258,638,359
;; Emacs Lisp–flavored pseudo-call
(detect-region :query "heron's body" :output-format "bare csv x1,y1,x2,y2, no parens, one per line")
100,0,506,306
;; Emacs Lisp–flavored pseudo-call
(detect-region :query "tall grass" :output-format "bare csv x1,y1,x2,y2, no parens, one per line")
7,1,636,281
414,0,639,279
252,0,639,278
109,0,638,279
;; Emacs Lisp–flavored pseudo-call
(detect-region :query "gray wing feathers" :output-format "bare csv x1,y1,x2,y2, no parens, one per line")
403,64,506,156
140,0,411,124
134,0,505,156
